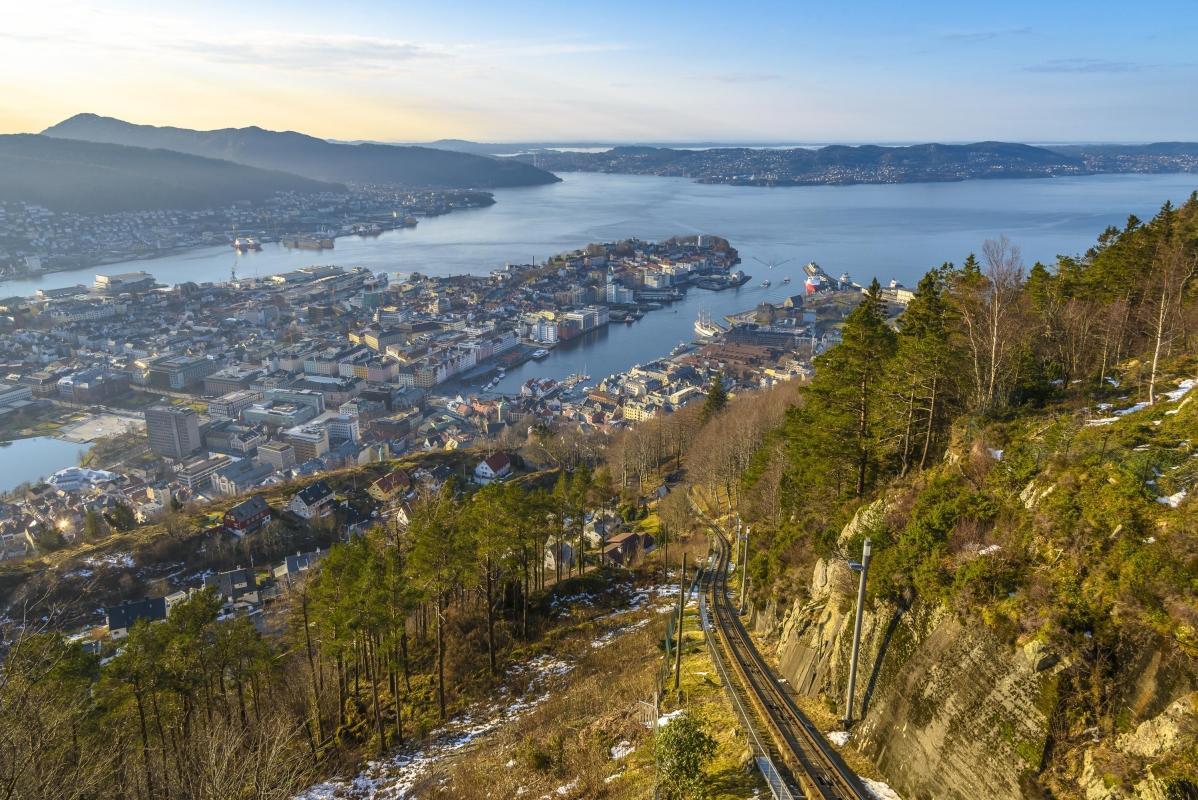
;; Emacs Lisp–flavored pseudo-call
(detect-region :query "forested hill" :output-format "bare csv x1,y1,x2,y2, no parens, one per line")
0,134,344,213
523,140,1198,185
522,141,1088,184
44,114,562,189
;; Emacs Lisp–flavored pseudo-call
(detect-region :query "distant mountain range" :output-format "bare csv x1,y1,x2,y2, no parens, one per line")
0,134,344,213
489,140,1198,186
43,114,561,189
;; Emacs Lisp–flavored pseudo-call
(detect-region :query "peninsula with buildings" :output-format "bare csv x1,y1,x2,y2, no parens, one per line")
0,186,494,278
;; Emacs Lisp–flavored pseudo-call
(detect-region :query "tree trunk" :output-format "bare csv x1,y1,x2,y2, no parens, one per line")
919,375,939,471
301,592,323,743
485,557,497,676
367,637,385,754
436,593,447,720
899,383,916,477
1149,282,1168,404
856,373,869,497
133,687,154,800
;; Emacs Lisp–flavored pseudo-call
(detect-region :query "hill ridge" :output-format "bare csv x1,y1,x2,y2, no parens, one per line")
44,113,561,189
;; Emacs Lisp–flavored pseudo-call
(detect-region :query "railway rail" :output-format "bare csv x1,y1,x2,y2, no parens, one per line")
704,518,870,800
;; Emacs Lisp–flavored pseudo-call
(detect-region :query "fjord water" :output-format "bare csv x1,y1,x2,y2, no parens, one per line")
0,436,90,494
7,172,1196,394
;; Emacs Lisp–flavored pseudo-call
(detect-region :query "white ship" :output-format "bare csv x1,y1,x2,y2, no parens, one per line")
694,310,725,338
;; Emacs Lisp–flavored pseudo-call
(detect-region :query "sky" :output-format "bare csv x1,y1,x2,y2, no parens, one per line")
1,0,1195,143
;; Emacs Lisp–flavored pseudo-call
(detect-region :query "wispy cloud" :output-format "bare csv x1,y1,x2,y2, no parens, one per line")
176,33,450,74
940,26,1032,43
1024,58,1143,73
698,72,783,84
0,5,623,78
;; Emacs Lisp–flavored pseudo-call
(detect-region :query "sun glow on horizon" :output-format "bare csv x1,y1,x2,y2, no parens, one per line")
1,0,1196,143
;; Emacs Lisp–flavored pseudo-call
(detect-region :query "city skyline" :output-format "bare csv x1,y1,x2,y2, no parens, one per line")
2,0,1196,143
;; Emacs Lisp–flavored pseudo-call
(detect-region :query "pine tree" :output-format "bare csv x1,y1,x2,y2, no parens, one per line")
881,267,961,474
408,483,474,721
83,508,106,540
700,370,728,422
787,279,897,500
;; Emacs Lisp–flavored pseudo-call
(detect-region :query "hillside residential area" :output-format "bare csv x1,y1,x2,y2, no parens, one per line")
0,187,493,276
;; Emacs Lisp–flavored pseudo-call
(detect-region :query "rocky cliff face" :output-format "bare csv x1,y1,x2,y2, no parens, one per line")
754,501,1197,799
765,556,1059,800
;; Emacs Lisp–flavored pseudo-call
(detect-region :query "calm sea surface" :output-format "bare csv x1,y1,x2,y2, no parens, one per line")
2,171,1194,486
0,436,90,494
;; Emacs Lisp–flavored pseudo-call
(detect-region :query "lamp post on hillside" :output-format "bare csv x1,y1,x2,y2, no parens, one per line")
843,538,872,727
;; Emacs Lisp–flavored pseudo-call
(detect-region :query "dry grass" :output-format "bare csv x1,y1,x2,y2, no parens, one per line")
407,551,766,800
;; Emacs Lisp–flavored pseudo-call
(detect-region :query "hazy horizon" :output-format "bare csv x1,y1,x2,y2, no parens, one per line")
28,113,1198,150
3,0,1196,143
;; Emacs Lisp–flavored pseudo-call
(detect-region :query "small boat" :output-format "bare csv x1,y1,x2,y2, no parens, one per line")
496,367,506,378
760,279,771,288
782,276,792,284
531,349,550,359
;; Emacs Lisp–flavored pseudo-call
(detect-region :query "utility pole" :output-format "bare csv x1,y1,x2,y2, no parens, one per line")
730,519,740,572
843,538,872,727
738,526,750,614
674,552,686,691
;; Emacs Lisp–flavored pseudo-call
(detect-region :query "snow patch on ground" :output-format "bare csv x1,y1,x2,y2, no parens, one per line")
550,591,599,614
987,448,1004,461
83,552,134,570
827,730,850,746
609,740,634,760
863,777,906,800
1156,490,1188,508
1090,381,1195,425
591,617,650,649
1116,401,1151,417
1163,378,1196,402
548,778,579,797
650,709,686,728
295,656,572,799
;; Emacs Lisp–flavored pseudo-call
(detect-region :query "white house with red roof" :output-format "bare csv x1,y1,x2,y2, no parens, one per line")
473,452,513,484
